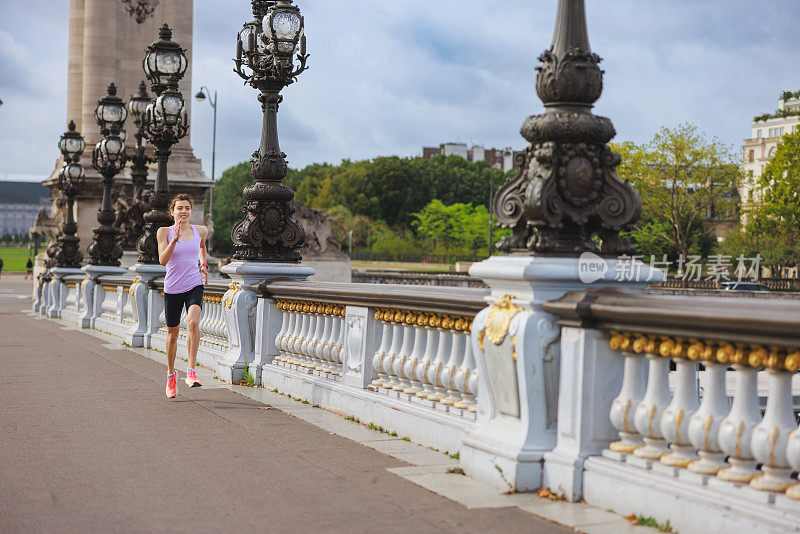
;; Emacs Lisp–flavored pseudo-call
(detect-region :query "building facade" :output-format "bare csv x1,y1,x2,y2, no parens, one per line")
422,143,523,172
741,91,800,204
0,182,50,238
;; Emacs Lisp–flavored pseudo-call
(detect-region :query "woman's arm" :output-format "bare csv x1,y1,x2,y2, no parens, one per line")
157,225,180,266
198,226,209,283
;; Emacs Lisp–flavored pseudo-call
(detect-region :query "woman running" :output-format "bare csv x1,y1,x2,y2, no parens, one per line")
157,193,209,398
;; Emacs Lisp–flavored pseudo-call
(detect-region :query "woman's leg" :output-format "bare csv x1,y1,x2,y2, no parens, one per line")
186,304,201,371
166,326,180,375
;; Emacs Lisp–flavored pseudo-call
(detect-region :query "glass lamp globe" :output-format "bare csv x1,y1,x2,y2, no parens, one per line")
129,81,151,121
264,3,303,55
58,121,86,160
95,83,128,134
144,24,188,89
155,92,184,126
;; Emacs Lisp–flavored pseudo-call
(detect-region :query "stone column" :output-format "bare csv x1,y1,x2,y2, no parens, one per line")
67,0,85,131
80,0,120,148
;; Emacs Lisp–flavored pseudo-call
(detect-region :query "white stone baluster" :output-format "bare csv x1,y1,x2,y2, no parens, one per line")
292,304,310,366
608,333,647,453
782,352,800,499
718,347,764,484
321,306,339,374
392,313,416,391
633,337,672,460
750,350,797,492
274,301,291,364
299,306,317,366
333,307,346,375
308,306,325,371
687,342,731,475
371,310,392,388
660,339,700,468
383,311,405,391
441,318,469,406
315,307,333,372
426,316,454,402
403,314,428,395
280,302,297,353
415,319,439,399
454,322,478,412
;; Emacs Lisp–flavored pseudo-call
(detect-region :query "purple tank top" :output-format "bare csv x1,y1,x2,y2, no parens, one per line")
164,224,203,294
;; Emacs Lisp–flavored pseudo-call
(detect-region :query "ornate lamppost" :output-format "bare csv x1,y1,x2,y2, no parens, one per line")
492,0,640,255
53,121,87,268
41,121,88,318
217,0,314,385
136,24,189,264
88,83,127,266
231,0,308,262
460,0,660,495
115,80,154,250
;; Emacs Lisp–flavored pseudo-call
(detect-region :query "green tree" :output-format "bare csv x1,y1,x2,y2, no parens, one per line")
211,162,252,255
728,129,800,274
412,200,490,256
613,124,740,260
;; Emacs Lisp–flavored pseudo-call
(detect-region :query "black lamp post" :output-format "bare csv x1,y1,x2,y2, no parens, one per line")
52,120,87,268
116,80,155,250
492,0,640,255
136,24,189,264
195,86,217,252
88,83,127,266
232,0,308,262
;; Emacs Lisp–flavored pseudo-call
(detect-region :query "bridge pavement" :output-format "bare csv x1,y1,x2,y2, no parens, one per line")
0,274,641,533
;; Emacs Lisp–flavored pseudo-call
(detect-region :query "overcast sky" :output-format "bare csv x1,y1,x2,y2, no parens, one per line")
1,0,799,182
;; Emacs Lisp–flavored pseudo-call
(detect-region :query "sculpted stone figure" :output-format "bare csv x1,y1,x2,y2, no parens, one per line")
293,202,346,258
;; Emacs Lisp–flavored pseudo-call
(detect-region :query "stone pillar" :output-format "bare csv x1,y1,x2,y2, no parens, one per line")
462,256,662,495
67,0,85,131
217,262,314,384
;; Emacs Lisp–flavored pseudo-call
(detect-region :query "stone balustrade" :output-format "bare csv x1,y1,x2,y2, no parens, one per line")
543,288,800,533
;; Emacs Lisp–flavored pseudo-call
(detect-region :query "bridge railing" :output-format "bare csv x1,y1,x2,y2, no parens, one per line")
542,288,800,532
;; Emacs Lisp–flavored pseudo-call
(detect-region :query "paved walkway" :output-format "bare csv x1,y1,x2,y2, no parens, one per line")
0,275,646,533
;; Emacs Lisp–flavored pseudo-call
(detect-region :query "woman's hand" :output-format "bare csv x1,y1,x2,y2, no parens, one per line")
171,223,181,243
200,263,208,284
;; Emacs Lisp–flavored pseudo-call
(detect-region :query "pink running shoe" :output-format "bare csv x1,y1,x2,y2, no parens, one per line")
166,372,178,398
185,368,202,388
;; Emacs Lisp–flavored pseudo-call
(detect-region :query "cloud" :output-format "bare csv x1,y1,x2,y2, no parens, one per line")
1,0,799,181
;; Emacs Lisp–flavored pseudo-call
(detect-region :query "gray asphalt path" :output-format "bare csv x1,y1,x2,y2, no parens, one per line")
0,275,569,534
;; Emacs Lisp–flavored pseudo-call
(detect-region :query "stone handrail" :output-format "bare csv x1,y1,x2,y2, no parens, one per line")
542,286,800,347
259,280,488,314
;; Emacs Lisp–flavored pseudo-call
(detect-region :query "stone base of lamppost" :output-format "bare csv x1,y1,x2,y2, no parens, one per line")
461,255,663,497
125,263,166,347
46,267,85,319
79,264,128,329
217,261,315,384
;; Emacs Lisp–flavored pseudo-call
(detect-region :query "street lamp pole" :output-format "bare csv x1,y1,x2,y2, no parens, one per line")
136,24,190,264
488,175,493,258
231,0,309,262
195,86,218,252
88,83,127,266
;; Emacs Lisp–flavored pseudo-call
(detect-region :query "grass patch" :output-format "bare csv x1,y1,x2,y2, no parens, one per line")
345,415,360,424
627,514,673,532
449,452,459,459
0,246,38,271
446,467,466,475
402,436,411,442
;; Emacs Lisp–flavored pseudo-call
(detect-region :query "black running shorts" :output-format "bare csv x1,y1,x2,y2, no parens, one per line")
164,284,204,328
